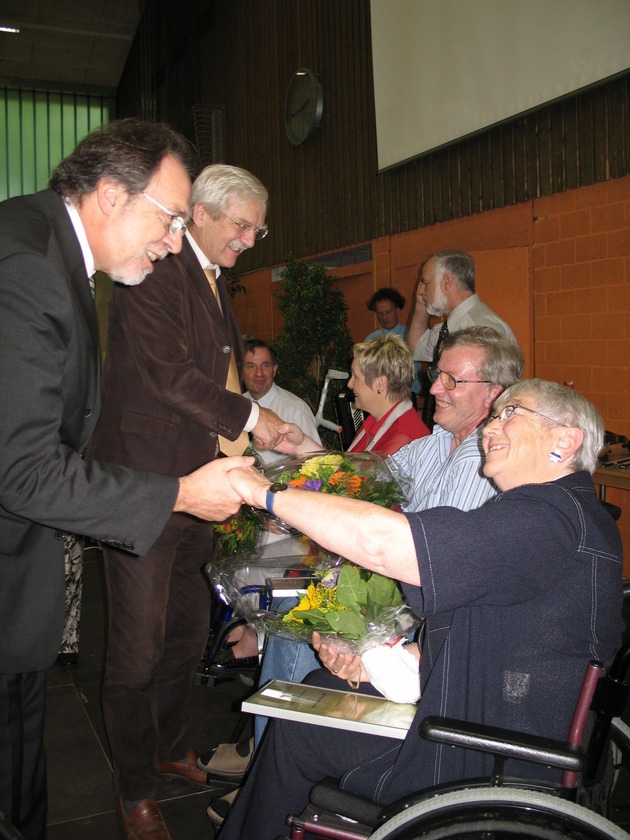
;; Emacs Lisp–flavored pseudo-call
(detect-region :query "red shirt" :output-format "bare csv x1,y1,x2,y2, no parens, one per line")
349,402,429,457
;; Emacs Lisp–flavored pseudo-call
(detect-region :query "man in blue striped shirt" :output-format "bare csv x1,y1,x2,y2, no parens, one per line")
391,326,524,514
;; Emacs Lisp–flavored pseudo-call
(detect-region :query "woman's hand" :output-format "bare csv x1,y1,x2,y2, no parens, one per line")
227,465,271,508
312,631,368,686
253,422,323,456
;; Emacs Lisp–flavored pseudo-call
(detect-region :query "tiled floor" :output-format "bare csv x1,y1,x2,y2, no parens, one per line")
45,549,251,840
44,549,630,839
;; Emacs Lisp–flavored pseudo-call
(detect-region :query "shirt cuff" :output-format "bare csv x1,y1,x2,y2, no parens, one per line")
244,401,260,433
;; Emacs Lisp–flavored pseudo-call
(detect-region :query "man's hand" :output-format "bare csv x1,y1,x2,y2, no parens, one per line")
407,283,430,357
252,407,286,450
174,456,254,521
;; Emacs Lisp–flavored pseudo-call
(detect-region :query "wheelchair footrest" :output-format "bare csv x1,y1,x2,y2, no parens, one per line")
288,804,373,840
309,777,382,828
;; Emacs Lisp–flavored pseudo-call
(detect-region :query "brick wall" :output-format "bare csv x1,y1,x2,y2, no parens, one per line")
533,177,630,437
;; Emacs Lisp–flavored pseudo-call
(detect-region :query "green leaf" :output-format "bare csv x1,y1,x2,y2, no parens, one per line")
366,573,403,609
336,564,368,609
294,610,332,631
326,609,367,640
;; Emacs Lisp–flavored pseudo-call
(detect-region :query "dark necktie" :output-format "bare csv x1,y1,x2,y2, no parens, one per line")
422,320,449,429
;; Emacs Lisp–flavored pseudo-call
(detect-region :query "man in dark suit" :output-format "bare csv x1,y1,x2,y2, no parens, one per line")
87,164,282,840
0,121,253,840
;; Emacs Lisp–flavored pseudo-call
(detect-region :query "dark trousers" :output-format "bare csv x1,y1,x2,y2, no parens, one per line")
102,519,212,800
0,671,47,840
220,670,401,840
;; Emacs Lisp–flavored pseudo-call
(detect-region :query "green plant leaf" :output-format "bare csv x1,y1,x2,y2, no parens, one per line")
336,564,368,609
273,256,354,421
326,609,367,640
366,573,403,609
294,610,333,631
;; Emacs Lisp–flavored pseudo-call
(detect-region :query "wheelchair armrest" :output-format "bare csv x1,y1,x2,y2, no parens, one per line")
309,777,382,828
419,716,585,773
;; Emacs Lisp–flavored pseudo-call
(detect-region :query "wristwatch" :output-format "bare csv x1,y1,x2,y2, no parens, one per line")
265,481,289,515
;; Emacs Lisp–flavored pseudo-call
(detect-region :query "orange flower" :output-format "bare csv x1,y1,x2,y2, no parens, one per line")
289,475,307,488
328,470,348,485
329,471,362,496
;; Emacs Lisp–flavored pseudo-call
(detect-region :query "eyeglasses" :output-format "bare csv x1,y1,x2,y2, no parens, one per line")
223,213,268,241
428,366,491,391
142,192,187,236
486,404,569,427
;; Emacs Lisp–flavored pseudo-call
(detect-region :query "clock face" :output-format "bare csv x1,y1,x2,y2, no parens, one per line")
284,68,323,145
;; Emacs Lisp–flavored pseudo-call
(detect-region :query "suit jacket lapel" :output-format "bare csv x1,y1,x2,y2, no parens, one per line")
178,238,229,332
41,190,100,356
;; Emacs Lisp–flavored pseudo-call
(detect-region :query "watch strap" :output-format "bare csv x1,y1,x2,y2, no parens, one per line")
265,481,288,515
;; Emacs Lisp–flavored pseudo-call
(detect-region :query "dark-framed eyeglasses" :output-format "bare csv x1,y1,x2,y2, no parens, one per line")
428,366,491,391
142,192,187,236
486,403,569,427
223,212,268,241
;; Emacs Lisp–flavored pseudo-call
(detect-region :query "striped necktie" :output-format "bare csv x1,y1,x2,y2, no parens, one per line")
204,268,249,456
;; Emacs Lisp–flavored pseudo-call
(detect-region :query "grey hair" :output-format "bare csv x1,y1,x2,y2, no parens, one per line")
432,250,475,293
494,379,604,474
440,326,523,388
353,333,414,402
191,164,268,219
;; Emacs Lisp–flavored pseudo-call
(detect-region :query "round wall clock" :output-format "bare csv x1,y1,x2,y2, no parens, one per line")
284,68,323,146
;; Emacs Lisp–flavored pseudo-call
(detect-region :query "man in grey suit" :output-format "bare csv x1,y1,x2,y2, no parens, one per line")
87,164,281,840
0,121,254,840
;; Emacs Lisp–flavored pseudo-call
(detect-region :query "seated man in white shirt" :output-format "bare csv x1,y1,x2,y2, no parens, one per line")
207,340,323,672
242,338,322,464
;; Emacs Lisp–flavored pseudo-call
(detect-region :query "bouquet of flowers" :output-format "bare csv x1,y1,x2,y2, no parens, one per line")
209,554,421,704
213,450,409,556
210,552,417,651
277,562,414,647
209,451,418,703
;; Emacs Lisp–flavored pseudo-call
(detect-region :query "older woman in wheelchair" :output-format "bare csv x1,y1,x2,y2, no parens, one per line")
218,379,624,840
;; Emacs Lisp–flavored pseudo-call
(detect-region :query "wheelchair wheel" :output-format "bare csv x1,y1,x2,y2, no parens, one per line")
610,717,630,784
369,787,629,840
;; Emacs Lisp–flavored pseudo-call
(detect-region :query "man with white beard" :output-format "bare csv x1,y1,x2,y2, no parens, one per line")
407,249,516,426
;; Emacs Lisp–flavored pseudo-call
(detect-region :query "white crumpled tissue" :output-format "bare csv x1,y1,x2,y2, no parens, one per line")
361,639,421,704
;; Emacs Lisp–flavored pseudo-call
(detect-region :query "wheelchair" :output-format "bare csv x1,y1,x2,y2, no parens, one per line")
281,581,630,840
195,583,272,688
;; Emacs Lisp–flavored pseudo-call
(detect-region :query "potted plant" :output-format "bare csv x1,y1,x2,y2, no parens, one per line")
273,256,354,447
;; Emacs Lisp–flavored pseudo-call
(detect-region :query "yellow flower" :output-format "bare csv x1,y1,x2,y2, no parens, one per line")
285,583,326,624
299,454,344,478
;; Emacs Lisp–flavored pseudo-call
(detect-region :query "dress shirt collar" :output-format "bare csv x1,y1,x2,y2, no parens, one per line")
64,200,95,279
447,293,480,328
244,381,279,408
186,230,221,277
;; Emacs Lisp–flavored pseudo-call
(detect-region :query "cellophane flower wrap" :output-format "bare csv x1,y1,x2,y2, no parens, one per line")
212,450,410,557
208,450,416,651
267,559,418,654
